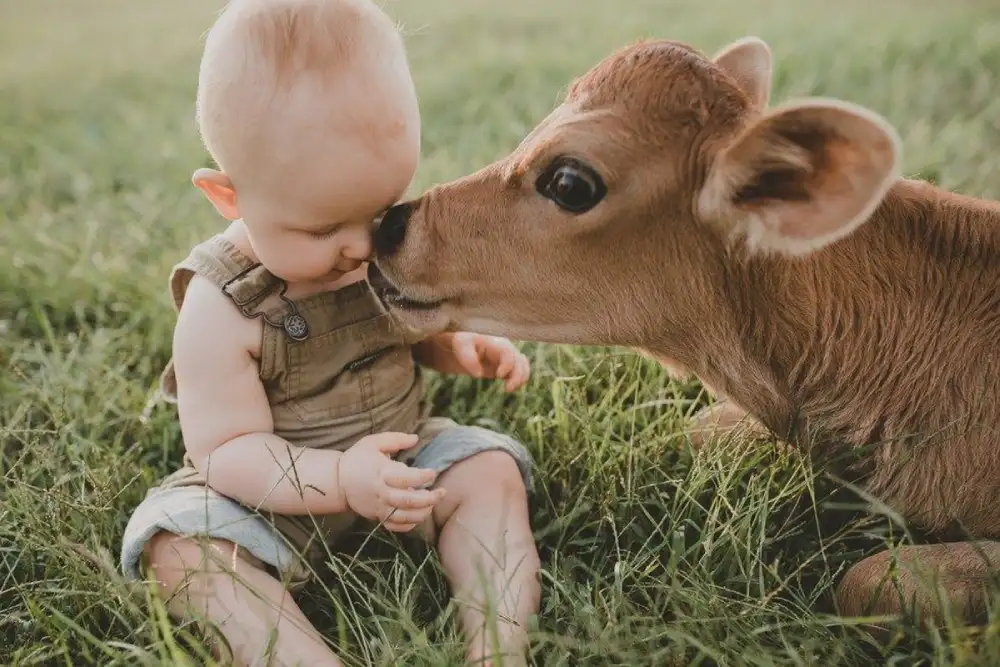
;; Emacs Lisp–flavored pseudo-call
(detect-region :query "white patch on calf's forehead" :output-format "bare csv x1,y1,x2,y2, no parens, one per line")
509,107,625,184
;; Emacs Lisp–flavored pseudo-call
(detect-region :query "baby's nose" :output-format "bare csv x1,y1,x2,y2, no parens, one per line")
341,231,372,262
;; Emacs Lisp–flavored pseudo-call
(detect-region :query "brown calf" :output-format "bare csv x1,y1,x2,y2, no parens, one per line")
368,36,1000,628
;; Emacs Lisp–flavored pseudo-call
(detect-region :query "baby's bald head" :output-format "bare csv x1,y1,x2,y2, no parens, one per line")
191,0,421,282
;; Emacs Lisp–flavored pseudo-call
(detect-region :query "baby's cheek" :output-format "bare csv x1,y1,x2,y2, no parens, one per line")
313,237,345,265
294,251,338,280
258,240,320,282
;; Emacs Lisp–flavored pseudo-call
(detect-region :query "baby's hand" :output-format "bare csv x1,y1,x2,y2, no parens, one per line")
450,332,531,392
337,432,447,532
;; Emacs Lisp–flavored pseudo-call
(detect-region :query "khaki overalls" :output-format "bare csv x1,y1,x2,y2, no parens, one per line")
120,235,532,587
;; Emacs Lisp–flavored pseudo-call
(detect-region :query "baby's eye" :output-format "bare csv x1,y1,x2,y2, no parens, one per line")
305,225,339,239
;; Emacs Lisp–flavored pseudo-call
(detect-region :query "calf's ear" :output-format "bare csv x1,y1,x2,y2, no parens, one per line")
698,99,902,256
712,36,773,111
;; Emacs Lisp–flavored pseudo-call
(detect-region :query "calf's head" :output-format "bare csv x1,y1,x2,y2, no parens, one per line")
368,37,902,348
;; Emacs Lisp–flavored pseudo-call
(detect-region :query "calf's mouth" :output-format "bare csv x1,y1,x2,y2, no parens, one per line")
366,261,455,341
366,262,444,311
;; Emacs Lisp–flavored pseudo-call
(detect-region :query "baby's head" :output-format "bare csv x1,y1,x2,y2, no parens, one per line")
192,0,420,283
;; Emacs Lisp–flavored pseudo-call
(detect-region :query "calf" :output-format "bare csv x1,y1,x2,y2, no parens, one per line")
368,36,1000,627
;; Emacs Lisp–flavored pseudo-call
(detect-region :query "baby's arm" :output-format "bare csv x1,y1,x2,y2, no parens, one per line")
171,275,350,515
411,333,465,375
412,332,531,392
172,275,444,528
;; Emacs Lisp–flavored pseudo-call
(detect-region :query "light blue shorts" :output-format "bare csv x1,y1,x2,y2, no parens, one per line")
119,422,533,587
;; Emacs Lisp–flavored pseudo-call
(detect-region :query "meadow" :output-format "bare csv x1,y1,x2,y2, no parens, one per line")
4,0,1000,664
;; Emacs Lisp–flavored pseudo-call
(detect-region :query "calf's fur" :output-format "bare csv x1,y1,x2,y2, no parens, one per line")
370,36,1000,627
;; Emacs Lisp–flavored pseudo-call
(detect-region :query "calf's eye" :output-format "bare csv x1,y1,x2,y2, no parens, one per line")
535,158,607,214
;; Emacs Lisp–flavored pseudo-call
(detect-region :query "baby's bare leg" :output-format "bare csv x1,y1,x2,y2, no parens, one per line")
144,532,341,667
432,451,541,666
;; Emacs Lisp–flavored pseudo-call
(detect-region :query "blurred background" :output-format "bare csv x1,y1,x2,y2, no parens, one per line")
3,0,1000,314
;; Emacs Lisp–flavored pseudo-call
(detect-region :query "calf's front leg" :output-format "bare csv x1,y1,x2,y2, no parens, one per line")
685,398,771,449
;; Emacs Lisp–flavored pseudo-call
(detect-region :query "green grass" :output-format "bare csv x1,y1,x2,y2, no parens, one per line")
4,0,1000,664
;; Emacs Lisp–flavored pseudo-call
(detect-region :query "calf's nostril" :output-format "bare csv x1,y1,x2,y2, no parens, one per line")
373,201,413,256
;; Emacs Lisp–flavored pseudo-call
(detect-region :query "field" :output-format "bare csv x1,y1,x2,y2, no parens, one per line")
4,0,1000,665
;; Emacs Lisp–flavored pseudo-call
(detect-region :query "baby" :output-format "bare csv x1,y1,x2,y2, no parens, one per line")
119,1,540,665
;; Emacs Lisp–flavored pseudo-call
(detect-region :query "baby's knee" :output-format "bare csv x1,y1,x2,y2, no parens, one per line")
451,450,526,494
434,450,529,523
486,450,530,499
143,531,247,588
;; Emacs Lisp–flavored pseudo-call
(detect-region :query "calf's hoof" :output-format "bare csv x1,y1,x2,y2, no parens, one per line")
835,542,1000,637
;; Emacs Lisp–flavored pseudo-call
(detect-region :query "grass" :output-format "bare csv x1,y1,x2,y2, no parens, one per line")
4,0,1000,664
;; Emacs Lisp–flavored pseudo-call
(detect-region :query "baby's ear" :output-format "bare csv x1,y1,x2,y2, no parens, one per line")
192,168,240,220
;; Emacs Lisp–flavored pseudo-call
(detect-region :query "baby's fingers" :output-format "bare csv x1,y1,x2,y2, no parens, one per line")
378,505,434,528
494,347,516,379
382,521,419,533
382,486,446,510
505,353,531,392
382,461,438,489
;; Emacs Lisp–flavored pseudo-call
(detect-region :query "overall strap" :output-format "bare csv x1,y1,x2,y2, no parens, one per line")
156,235,310,404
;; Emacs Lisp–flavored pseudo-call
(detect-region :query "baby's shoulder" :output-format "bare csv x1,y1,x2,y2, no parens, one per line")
175,272,263,359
